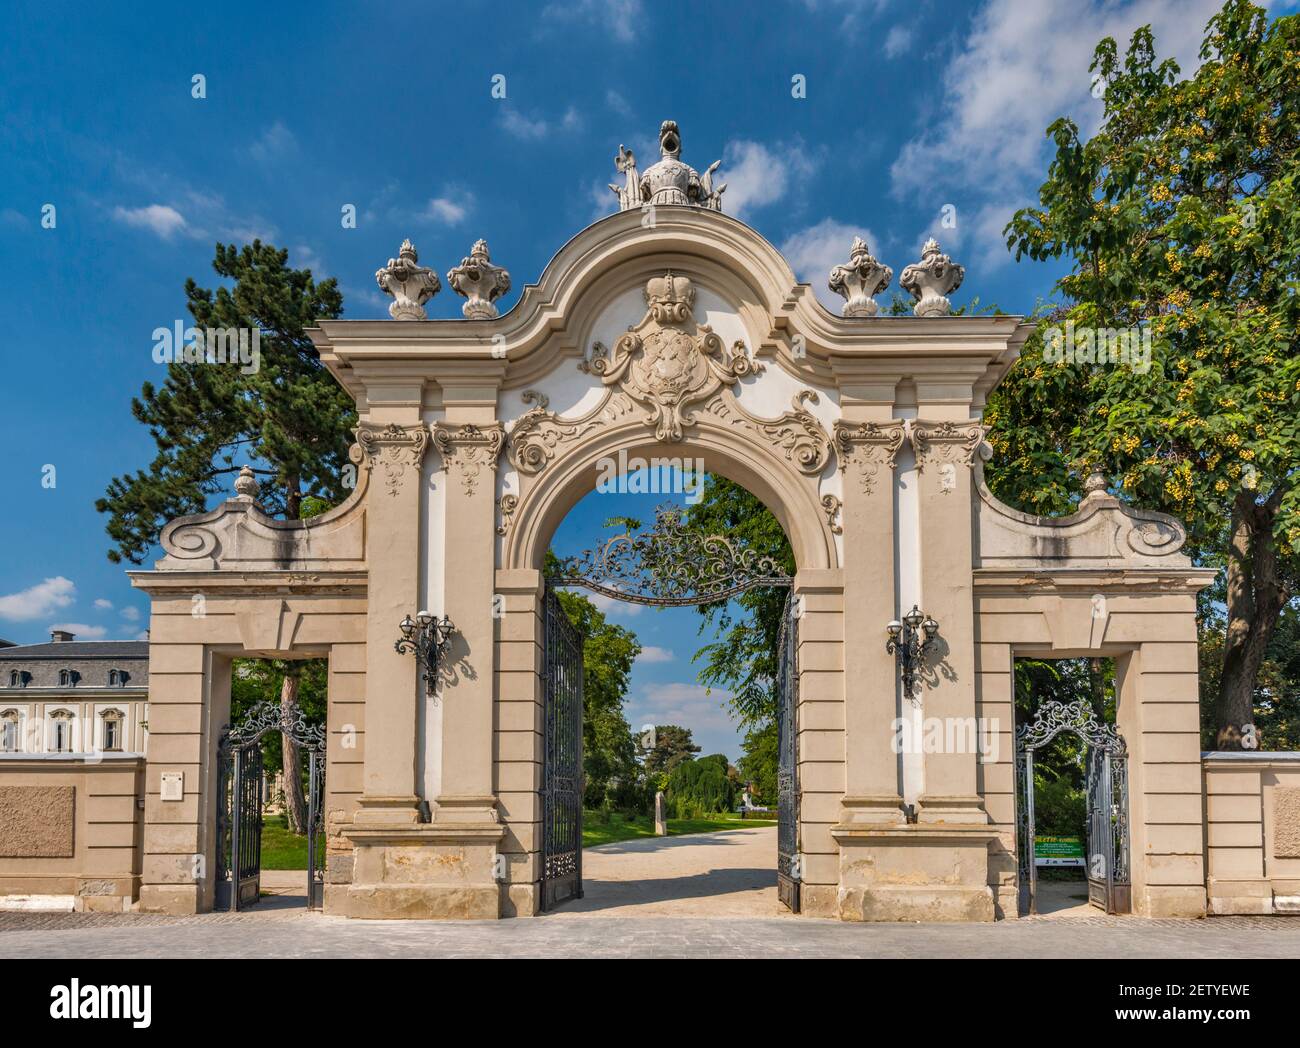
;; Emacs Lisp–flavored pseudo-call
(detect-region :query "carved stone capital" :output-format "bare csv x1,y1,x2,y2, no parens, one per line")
375,239,440,320
828,236,892,318
432,422,506,496
355,422,430,498
833,420,906,494
447,239,511,320
909,420,987,472
899,237,964,318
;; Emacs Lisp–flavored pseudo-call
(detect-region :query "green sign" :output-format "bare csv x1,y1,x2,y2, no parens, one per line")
1034,835,1085,867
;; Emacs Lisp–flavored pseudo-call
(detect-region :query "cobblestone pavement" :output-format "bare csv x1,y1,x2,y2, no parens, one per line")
1,909,1298,958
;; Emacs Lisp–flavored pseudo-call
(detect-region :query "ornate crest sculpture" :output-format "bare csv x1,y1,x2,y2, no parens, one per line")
447,239,511,319
609,121,725,212
900,237,964,317
828,236,893,317
588,271,758,442
375,239,440,320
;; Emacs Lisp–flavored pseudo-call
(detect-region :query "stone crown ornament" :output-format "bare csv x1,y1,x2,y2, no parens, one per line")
447,239,511,320
375,239,440,320
609,120,725,213
828,236,893,317
899,237,965,317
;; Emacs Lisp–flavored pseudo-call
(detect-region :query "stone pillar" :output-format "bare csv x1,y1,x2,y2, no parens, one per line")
654,792,667,836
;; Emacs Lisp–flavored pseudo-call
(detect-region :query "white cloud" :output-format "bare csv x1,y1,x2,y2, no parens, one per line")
499,107,549,141
120,606,141,622
798,0,890,34
93,598,113,611
781,218,882,310
112,203,187,239
635,682,736,732
720,139,819,221
883,24,913,58
133,630,150,641
423,190,473,224
888,0,1227,272
293,245,326,274
637,645,674,664
47,622,107,640
249,121,298,164
606,89,632,117
0,577,76,621
541,0,643,42
584,592,643,617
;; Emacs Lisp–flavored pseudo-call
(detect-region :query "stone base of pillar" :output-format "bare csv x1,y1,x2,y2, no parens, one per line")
350,794,424,826
137,884,201,915
832,822,1000,922
915,793,990,825
839,794,908,825
1139,884,1208,918
340,822,505,919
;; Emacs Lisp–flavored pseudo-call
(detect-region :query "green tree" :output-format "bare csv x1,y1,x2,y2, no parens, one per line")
684,475,795,725
642,724,701,784
551,588,644,810
665,755,735,816
737,721,779,806
996,1,1300,748
98,240,356,830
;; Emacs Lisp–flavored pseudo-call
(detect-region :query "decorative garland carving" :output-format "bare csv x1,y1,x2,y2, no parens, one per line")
833,420,906,494
588,271,759,442
355,422,430,498
432,422,506,496
552,503,791,606
909,420,986,472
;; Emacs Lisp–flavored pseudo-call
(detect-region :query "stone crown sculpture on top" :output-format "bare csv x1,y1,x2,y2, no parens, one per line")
610,120,725,213
828,236,892,317
375,239,440,320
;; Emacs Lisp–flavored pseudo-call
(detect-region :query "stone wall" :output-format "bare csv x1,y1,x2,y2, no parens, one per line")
0,756,144,910
1203,752,1300,915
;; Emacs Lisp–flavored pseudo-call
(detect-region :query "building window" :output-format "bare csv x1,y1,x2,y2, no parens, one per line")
7,670,18,688
1,710,19,752
49,710,74,753
58,669,71,687
101,709,124,752
108,669,120,687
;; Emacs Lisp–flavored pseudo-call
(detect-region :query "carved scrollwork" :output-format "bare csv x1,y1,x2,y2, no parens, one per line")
909,420,987,472
1127,518,1181,554
496,493,519,536
356,422,430,498
833,420,906,494
220,700,325,753
589,272,758,443
705,390,833,476
821,494,843,535
507,391,603,475
552,503,791,606
432,422,506,496
1016,698,1126,756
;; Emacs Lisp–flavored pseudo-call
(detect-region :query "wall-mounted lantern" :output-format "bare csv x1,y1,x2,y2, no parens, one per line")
395,610,456,695
886,604,940,700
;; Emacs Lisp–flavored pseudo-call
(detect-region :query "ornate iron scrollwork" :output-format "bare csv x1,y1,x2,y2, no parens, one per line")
220,700,325,753
1015,698,1126,756
551,503,791,606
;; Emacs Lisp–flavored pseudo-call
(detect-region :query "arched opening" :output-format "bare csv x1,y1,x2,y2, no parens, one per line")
524,454,811,917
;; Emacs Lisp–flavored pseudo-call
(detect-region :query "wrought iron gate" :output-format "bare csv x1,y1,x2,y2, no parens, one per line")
1014,698,1130,915
549,504,798,911
216,701,327,911
541,587,584,911
776,590,801,913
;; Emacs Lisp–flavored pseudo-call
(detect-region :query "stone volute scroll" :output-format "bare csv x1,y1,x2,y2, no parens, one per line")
828,237,893,318
432,422,506,496
447,239,511,320
899,237,965,317
909,420,988,472
588,271,759,442
833,421,907,494
375,239,441,320
356,422,431,498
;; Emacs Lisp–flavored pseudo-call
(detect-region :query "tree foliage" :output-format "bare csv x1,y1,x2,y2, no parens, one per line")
642,723,701,785
97,241,355,563
993,1,1300,747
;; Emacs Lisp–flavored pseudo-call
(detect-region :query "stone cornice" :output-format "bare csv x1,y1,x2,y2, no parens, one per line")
972,567,1218,595
128,569,368,596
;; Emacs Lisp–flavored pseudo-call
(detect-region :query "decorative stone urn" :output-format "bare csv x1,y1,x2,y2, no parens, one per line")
447,239,511,320
828,236,893,317
375,239,440,320
899,237,965,317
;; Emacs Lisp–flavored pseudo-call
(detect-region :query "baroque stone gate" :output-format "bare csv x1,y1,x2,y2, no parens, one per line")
127,122,1213,921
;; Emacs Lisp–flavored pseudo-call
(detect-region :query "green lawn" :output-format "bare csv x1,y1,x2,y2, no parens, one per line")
259,813,324,870
582,809,776,848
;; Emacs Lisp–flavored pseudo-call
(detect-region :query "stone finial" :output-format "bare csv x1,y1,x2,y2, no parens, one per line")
447,239,511,320
828,236,893,318
1083,470,1110,499
900,237,965,317
375,239,440,320
234,465,260,502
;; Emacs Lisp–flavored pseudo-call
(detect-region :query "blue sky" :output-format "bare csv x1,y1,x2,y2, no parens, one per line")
1,0,1290,755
